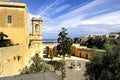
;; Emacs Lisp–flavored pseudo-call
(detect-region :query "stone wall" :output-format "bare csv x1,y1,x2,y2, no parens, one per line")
0,45,28,77
75,48,93,59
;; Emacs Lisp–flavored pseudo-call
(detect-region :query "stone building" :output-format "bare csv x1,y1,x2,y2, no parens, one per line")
75,48,92,59
0,1,43,58
0,1,29,45
45,44,93,59
0,1,43,77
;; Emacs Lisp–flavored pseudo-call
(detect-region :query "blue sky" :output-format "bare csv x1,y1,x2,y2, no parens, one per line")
3,0,120,39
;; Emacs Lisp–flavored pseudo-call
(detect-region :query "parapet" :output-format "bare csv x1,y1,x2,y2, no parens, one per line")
32,17,43,22
0,1,28,12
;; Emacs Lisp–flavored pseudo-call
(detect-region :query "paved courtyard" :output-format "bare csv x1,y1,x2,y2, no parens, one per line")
44,56,89,80
0,56,89,80
65,60,87,80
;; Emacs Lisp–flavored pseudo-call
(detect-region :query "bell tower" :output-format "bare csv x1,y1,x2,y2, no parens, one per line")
32,17,42,37
29,17,43,58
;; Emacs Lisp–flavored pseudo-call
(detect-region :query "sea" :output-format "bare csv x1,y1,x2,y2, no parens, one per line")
42,39,58,44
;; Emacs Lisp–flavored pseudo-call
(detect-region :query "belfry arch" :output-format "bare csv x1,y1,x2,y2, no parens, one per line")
35,24,39,33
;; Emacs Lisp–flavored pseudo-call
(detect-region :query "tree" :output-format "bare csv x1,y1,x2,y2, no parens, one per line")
21,57,52,74
57,27,72,80
85,44,120,80
80,36,106,49
0,32,11,47
65,37,73,57
57,45,62,56
73,37,81,43
80,40,86,46
0,32,8,41
86,37,95,48
57,27,73,59
94,38,105,49
85,51,103,80
51,60,66,80
50,51,54,61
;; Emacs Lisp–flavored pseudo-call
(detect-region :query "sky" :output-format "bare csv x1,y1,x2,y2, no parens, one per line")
1,0,120,39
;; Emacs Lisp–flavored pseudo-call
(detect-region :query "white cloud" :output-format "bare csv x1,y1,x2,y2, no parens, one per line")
29,13,41,19
56,0,100,20
80,11,120,25
57,0,120,22
67,24,120,38
52,4,70,15
28,13,42,32
29,0,120,38
57,10,120,29
38,0,67,16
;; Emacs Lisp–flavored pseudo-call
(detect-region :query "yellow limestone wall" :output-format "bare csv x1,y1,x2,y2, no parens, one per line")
44,44,93,59
0,2,29,45
29,42,43,58
0,45,28,77
0,2,30,77
75,48,92,59
0,1,45,77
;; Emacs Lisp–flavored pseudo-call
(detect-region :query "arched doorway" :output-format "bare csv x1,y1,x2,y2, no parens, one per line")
80,53,82,57
86,54,88,59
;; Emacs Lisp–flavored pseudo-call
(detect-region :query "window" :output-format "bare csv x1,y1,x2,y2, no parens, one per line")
8,15,12,23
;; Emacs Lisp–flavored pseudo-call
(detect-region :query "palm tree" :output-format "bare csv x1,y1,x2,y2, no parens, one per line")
0,32,8,41
0,32,8,47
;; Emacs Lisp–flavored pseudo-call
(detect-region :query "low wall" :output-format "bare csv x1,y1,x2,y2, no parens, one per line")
43,44,80,49
0,45,28,77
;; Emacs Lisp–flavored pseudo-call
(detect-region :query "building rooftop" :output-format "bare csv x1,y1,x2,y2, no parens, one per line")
78,47,92,50
0,72,61,80
32,17,43,21
0,1,28,12
0,1,26,7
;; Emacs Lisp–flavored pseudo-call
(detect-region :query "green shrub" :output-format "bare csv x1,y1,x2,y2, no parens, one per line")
49,60,66,79
21,57,52,74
